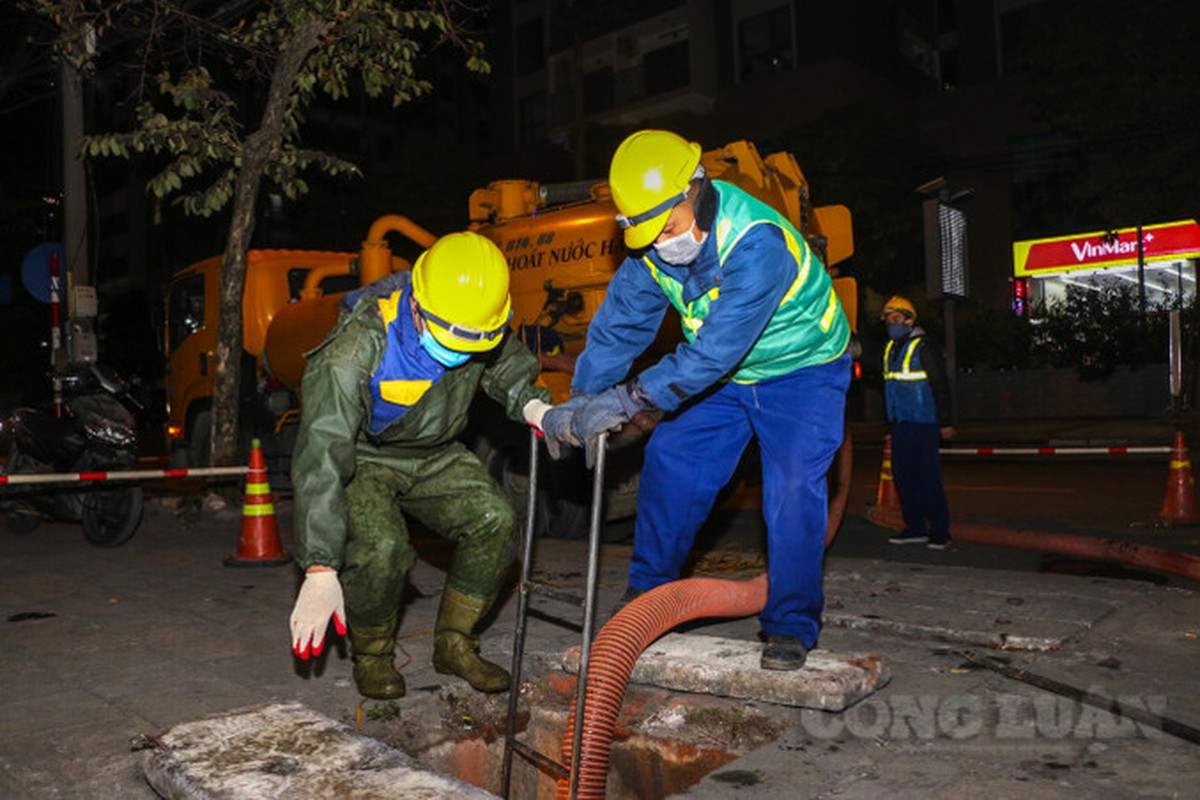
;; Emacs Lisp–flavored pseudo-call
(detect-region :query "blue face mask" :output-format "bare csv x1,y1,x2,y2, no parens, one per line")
886,322,911,341
419,329,471,368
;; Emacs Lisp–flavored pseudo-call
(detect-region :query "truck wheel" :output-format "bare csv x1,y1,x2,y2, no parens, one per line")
82,487,144,547
547,495,589,540
188,410,213,468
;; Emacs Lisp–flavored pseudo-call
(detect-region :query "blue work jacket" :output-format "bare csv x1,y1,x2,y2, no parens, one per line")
573,182,847,411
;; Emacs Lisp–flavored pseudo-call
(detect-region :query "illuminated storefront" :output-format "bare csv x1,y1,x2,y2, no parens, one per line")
1011,220,1200,314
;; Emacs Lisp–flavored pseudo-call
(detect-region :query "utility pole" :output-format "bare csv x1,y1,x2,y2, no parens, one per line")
60,11,90,293
59,5,97,365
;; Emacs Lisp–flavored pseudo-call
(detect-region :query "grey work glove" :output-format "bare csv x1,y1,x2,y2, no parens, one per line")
539,394,589,460
571,381,657,468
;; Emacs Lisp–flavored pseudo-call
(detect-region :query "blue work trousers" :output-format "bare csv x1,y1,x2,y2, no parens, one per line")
890,421,950,543
628,354,850,646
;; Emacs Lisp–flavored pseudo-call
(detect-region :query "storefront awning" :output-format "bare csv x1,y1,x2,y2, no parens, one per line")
1013,220,1200,277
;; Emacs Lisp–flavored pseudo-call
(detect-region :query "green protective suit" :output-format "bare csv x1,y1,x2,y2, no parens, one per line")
291,284,549,629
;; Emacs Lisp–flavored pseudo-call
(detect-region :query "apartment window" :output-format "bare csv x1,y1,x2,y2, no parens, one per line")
583,66,615,115
517,91,547,147
739,5,793,82
643,39,690,96
515,18,545,76
1000,5,1040,76
1011,132,1082,239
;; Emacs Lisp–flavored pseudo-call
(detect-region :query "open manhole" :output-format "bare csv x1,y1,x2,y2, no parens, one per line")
360,670,787,799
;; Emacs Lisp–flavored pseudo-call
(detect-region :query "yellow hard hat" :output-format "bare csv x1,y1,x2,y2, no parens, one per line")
881,295,916,321
412,232,512,353
609,129,703,250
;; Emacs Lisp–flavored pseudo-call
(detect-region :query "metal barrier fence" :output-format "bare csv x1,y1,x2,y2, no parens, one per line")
941,446,1170,456
0,466,248,486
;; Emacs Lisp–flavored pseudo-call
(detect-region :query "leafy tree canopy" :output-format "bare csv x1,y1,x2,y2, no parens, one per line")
25,0,492,466
78,0,488,218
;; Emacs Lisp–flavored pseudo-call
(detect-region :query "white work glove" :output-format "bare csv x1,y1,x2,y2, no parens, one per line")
523,398,564,460
289,570,347,659
523,398,551,430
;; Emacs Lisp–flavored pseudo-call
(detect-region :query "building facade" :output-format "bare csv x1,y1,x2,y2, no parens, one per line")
489,0,1067,315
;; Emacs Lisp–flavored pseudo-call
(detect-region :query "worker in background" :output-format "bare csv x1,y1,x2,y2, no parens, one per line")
542,129,851,671
880,296,955,548
287,232,554,699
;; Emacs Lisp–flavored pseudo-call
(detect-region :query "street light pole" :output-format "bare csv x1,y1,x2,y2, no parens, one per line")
1136,224,1146,319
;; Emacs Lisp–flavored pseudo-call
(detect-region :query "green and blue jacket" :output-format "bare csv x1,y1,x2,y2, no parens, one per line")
573,181,850,410
290,273,548,569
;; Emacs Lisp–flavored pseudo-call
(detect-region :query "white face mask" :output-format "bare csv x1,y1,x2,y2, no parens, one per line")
654,221,707,265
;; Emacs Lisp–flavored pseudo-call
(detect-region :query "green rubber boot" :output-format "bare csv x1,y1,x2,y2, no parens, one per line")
349,623,406,700
432,587,510,693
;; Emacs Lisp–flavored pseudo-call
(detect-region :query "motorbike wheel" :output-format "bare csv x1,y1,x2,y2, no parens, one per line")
82,486,144,547
5,509,41,535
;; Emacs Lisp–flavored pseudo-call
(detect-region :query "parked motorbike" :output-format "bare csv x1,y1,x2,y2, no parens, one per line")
0,365,145,546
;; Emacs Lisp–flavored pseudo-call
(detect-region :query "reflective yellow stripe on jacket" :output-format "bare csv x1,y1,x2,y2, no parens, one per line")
883,337,927,381
639,182,849,383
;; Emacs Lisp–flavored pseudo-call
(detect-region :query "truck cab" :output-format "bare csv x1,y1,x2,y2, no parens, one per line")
163,249,359,466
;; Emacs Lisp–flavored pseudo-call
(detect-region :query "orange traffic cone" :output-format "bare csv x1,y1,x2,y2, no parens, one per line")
225,439,292,566
1160,431,1200,525
866,434,904,530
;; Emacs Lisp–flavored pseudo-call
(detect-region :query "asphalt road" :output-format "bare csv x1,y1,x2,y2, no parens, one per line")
597,441,1200,588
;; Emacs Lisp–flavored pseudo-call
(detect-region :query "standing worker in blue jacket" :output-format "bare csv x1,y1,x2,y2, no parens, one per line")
880,295,955,548
542,129,851,671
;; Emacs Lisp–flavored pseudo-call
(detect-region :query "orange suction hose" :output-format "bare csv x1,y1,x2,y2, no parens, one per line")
950,522,1200,582
557,573,769,799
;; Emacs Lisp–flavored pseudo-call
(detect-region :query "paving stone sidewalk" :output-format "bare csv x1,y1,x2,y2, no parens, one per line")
1,492,1197,798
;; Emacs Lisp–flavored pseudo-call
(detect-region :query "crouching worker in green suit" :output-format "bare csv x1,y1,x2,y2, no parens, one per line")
288,231,555,699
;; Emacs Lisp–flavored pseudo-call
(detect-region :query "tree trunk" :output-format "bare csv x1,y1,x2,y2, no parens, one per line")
209,19,329,467
211,164,259,467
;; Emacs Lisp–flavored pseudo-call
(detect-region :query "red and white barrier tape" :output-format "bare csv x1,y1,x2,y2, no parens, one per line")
941,446,1170,456
2,445,1172,485
0,466,248,486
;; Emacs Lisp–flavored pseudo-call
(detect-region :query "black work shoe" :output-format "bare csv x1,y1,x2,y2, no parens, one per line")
615,585,643,610
761,635,808,671
602,585,644,625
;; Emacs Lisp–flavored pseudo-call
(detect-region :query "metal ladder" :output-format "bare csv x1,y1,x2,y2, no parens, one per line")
501,429,609,800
